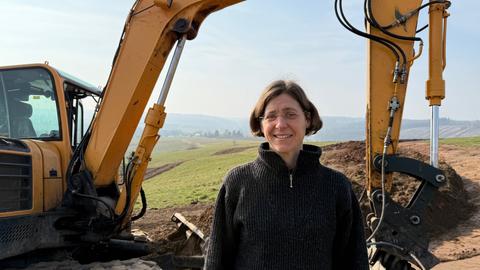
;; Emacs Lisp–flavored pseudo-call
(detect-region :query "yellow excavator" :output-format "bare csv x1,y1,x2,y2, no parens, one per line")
0,0,242,268
0,0,450,269
344,0,451,269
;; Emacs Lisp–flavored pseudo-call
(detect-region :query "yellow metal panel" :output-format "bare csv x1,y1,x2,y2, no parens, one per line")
31,140,64,211
42,178,63,211
426,3,447,106
32,141,62,179
366,0,422,191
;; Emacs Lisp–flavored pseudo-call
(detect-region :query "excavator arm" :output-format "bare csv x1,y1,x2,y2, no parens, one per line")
0,0,245,264
335,0,450,269
63,0,242,239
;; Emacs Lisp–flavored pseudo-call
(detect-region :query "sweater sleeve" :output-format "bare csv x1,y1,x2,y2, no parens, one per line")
333,188,369,270
204,183,237,270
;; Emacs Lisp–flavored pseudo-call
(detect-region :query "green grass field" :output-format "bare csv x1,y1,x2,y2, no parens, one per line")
139,137,330,208
141,138,258,208
138,136,478,209
440,136,480,147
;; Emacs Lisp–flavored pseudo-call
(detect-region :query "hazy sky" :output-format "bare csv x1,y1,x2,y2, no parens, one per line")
1,0,478,120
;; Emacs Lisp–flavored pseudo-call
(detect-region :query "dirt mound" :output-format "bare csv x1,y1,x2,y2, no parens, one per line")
195,205,215,237
144,161,184,180
212,146,255,156
321,141,474,237
134,204,212,255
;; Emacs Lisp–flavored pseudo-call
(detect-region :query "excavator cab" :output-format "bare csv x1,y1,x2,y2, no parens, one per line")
1,1,243,266
0,64,103,263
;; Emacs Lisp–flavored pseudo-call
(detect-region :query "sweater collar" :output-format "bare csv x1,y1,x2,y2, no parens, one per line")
256,142,321,174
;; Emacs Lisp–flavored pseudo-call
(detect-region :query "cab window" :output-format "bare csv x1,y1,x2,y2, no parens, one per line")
0,68,60,139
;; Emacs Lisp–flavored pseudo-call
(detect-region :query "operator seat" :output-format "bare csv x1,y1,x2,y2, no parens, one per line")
9,100,37,138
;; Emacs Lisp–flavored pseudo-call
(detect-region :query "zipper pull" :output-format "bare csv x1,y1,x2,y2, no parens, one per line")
289,173,293,188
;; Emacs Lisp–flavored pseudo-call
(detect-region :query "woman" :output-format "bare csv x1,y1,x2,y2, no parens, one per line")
205,80,368,269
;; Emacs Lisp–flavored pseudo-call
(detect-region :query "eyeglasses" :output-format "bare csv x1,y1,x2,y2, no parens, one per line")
259,111,303,123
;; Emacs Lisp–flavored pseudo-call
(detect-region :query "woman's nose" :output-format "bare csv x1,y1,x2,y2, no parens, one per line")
275,116,288,128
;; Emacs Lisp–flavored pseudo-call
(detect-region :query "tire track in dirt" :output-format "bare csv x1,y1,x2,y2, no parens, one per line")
144,161,184,180
212,146,255,156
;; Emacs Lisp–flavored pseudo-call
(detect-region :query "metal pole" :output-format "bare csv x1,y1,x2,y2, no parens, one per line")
157,35,187,106
430,105,440,167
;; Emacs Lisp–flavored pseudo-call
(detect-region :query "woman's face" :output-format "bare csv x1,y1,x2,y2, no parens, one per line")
261,93,310,158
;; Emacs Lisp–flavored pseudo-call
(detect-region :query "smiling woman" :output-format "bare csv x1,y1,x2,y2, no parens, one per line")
205,80,369,270
250,80,322,169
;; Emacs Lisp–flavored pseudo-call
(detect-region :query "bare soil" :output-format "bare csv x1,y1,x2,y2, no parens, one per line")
212,146,255,156
144,161,184,180
133,141,480,269
133,204,213,256
321,141,474,239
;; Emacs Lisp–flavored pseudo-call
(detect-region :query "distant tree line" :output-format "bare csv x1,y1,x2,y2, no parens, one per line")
201,129,245,138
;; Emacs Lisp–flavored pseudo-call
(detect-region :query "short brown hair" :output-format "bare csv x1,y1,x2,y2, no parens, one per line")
249,80,322,137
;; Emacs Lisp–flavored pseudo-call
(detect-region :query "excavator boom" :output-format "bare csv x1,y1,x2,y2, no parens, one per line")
84,0,242,187
366,0,422,192
350,0,450,269
0,0,242,263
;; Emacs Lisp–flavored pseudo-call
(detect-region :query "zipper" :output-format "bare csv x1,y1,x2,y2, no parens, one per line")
289,170,294,188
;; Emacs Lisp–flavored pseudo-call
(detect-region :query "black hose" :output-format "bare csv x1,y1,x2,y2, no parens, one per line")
131,187,147,221
132,4,155,17
115,155,138,224
416,24,429,34
367,0,450,37
366,0,422,44
335,0,401,62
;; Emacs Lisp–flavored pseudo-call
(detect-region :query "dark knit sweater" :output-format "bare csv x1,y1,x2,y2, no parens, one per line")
205,143,369,270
